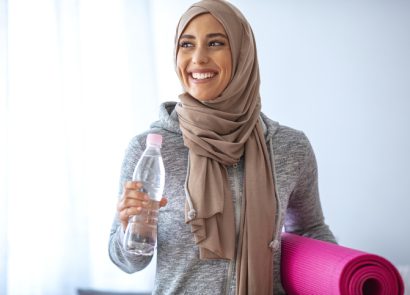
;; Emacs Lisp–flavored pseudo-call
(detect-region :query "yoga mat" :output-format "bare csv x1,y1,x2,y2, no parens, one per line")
281,233,404,295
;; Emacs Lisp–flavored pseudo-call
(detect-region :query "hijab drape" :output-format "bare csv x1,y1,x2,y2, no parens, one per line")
175,1,277,294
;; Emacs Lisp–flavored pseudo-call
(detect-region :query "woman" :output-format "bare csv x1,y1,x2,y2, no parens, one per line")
109,0,336,294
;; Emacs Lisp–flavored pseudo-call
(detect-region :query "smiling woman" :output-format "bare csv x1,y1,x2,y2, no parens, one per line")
176,13,232,101
109,1,336,294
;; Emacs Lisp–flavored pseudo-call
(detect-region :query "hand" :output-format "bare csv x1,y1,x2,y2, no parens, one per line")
117,181,168,230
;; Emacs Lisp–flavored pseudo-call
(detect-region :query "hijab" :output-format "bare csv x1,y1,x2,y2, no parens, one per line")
175,1,277,293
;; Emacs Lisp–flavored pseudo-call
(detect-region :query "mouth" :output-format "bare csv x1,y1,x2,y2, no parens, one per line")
190,71,217,80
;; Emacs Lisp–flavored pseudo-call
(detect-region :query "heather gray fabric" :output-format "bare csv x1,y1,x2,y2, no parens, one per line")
109,101,336,295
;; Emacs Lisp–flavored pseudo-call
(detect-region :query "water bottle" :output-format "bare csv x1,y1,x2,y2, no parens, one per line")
123,133,165,255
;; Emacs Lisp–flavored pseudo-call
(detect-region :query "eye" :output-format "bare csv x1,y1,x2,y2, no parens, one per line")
179,41,194,48
209,40,225,47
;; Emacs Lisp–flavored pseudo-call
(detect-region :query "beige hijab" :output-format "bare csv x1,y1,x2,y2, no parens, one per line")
175,1,277,294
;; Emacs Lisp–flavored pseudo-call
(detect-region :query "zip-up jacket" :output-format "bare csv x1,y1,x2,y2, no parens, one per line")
109,101,336,294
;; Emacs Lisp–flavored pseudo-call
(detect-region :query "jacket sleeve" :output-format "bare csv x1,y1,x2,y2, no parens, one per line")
284,134,337,244
108,135,153,273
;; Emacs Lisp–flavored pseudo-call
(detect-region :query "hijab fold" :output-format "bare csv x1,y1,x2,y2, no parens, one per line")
175,1,277,293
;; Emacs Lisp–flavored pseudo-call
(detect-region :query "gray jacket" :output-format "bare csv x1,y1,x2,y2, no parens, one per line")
109,101,336,294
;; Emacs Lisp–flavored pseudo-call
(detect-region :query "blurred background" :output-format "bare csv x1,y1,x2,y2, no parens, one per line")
1,0,409,294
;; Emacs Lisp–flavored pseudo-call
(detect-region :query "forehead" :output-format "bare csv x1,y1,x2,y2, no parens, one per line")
181,13,227,36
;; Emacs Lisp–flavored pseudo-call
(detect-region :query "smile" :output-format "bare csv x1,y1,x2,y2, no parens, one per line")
191,72,216,80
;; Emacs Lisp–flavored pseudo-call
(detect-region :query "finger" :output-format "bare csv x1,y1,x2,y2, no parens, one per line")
118,197,149,211
119,206,142,222
124,180,143,190
123,190,148,201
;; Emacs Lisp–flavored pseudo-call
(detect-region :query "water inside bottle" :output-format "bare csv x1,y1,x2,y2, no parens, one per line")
124,200,160,256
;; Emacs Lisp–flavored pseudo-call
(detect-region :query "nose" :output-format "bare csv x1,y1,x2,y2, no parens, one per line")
192,46,208,64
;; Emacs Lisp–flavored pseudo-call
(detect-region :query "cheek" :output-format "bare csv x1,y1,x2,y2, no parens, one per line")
176,56,185,81
222,61,232,86
219,52,232,82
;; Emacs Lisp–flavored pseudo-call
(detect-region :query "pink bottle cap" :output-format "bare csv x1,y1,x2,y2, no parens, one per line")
147,133,163,146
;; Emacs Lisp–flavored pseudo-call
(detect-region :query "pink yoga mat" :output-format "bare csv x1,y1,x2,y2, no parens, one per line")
281,233,404,295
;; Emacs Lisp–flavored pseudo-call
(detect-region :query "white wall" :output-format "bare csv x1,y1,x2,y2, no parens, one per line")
234,0,410,267
153,0,410,267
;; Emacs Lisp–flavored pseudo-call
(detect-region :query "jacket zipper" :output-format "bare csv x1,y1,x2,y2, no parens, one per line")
269,139,282,249
225,162,241,295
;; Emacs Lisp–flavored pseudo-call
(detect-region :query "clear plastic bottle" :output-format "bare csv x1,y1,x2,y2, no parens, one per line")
123,133,165,255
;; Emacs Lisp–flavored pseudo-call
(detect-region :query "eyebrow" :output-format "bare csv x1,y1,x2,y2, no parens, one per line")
179,33,228,39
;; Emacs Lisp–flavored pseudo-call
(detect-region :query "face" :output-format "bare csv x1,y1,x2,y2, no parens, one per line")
177,13,232,101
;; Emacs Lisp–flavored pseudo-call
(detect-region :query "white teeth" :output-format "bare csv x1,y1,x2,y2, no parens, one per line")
192,72,215,80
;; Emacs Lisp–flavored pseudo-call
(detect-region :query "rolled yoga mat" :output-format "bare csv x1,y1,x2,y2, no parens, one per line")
281,233,404,295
